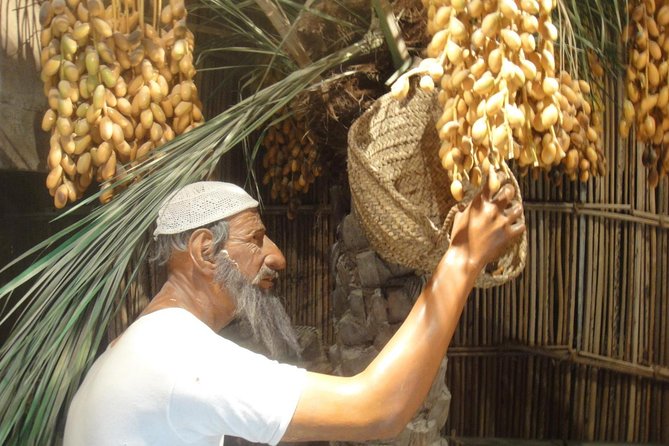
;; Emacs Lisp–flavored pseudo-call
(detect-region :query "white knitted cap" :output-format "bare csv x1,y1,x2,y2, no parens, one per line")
154,181,259,237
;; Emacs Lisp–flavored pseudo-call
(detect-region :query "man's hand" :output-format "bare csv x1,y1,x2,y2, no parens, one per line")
449,179,525,271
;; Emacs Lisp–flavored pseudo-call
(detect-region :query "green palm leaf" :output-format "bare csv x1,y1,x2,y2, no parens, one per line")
557,0,625,85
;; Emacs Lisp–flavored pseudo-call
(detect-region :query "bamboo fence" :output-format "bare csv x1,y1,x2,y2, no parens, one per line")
444,78,669,442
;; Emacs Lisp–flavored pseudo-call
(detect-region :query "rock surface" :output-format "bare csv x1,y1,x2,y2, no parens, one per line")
329,213,450,446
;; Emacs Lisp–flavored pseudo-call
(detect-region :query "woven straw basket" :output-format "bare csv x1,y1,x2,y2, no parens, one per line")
347,87,527,288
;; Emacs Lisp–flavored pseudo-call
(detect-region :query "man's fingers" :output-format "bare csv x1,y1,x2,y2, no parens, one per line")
492,184,514,207
504,202,523,220
507,221,526,239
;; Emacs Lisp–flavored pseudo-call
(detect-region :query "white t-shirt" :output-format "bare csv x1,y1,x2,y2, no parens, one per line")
64,308,307,446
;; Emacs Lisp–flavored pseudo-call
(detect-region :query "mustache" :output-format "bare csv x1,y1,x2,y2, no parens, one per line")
251,264,279,285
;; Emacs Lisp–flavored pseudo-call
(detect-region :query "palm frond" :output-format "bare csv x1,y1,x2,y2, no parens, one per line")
557,0,625,86
373,0,412,84
0,31,382,444
192,0,371,97
191,0,297,97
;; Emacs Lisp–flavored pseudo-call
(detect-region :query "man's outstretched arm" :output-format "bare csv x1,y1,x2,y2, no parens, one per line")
282,182,525,442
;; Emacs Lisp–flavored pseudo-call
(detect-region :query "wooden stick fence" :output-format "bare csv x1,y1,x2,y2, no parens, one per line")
444,76,669,443
448,345,669,383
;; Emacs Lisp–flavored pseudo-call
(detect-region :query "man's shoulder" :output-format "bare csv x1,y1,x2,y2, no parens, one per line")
99,309,208,368
128,307,212,341
122,308,247,360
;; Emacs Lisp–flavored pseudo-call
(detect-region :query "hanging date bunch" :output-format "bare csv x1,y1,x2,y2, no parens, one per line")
620,0,669,187
38,0,204,209
555,58,606,185
261,106,321,219
390,0,605,200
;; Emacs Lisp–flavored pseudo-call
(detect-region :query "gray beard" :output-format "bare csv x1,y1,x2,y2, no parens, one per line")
214,252,301,360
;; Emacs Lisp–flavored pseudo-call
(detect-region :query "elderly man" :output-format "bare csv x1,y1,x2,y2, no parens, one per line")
64,180,524,445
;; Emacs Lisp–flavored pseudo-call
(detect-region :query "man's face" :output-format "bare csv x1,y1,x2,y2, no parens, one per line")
223,210,286,291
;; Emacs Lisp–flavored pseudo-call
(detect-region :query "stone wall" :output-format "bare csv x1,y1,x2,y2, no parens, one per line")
329,213,451,446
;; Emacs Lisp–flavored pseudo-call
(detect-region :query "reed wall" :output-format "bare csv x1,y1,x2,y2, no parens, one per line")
442,79,669,442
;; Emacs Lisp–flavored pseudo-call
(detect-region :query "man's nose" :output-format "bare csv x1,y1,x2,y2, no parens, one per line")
263,236,286,271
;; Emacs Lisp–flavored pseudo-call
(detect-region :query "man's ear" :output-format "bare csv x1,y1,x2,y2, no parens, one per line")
188,229,217,273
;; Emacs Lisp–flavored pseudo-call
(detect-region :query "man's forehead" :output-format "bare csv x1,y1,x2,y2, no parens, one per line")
227,209,265,233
